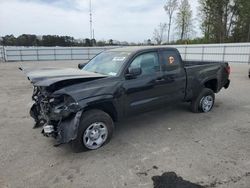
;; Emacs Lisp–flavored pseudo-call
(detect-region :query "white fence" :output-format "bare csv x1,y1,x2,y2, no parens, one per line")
2,46,116,62
174,43,250,63
1,43,250,63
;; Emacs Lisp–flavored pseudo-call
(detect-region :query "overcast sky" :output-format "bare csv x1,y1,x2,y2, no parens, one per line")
0,0,200,43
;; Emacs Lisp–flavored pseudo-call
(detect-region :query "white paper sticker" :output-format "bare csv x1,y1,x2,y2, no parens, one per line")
108,72,117,76
112,57,126,61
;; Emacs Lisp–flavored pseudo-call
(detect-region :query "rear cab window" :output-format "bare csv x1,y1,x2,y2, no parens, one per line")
159,50,181,73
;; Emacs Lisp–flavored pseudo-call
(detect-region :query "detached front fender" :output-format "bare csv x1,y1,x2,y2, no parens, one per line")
56,95,116,144
57,110,83,144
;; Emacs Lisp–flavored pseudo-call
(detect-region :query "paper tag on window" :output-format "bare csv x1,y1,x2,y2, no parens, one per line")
108,72,117,76
112,57,126,61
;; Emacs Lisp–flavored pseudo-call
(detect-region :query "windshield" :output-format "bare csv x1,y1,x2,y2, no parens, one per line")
83,51,130,76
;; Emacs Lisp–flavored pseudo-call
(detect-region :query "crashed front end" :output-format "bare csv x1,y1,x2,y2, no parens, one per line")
30,86,83,145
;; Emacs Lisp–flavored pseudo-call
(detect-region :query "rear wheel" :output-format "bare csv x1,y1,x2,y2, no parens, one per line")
191,88,215,113
71,109,114,152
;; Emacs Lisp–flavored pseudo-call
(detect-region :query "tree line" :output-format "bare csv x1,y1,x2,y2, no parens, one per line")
0,34,143,47
0,34,117,47
153,0,250,44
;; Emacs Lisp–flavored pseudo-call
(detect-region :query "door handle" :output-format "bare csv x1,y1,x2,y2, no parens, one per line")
155,78,165,82
164,76,174,83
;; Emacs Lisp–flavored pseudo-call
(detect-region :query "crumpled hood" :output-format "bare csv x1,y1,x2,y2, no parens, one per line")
19,67,107,87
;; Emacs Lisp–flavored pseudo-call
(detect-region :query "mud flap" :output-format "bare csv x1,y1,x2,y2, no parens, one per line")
56,110,83,144
224,79,230,89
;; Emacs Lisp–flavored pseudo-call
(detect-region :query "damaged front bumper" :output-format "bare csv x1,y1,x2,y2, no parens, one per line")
30,87,83,145
55,110,82,144
42,110,83,145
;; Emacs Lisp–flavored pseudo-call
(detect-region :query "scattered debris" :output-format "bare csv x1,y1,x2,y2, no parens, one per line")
153,165,159,170
136,166,159,178
136,172,148,177
67,174,74,182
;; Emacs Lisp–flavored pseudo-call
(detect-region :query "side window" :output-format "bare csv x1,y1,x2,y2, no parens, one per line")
128,52,160,76
160,51,180,72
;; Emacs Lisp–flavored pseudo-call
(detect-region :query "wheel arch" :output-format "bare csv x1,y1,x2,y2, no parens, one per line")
203,79,218,93
84,101,118,122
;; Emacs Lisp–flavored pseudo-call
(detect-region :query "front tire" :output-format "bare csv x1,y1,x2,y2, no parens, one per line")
71,109,114,152
191,88,215,113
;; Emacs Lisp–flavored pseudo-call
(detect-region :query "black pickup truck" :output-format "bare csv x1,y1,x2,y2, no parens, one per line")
21,47,230,151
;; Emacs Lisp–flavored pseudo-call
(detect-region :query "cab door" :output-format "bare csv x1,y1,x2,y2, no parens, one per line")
159,49,186,102
123,51,166,115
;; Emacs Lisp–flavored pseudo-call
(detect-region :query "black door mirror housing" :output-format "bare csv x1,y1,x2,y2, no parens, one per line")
78,63,87,69
126,67,142,79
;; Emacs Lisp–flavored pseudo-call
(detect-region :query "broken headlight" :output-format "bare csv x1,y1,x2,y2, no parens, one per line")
49,95,80,119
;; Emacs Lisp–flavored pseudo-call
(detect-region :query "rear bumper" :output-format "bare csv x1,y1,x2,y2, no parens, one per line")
224,79,230,89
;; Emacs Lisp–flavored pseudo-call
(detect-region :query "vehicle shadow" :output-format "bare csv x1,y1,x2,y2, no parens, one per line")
58,102,192,154
114,102,191,136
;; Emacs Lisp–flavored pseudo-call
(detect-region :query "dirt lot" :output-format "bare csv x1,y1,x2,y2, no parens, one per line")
0,61,249,188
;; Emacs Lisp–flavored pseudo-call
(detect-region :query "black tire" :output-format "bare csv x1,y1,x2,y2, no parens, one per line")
191,88,215,113
71,109,114,152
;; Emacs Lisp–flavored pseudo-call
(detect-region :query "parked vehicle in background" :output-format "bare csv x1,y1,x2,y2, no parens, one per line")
20,46,230,152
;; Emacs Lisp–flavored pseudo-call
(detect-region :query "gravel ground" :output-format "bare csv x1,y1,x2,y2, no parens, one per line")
0,61,249,188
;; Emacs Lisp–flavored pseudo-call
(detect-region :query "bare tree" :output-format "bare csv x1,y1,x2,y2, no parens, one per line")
164,0,179,43
153,23,167,45
176,0,193,40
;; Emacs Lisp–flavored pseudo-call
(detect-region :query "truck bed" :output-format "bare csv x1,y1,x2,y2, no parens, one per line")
183,60,229,101
184,60,225,67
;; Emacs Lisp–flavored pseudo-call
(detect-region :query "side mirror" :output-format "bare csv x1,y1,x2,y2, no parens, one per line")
78,63,87,69
126,67,142,79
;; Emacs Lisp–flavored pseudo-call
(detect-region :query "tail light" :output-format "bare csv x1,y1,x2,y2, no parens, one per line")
226,65,231,75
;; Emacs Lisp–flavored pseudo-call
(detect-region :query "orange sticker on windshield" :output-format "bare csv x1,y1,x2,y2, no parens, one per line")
168,56,175,64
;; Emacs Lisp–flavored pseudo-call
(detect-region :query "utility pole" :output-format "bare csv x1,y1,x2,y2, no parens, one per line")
89,0,93,40
248,23,250,42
